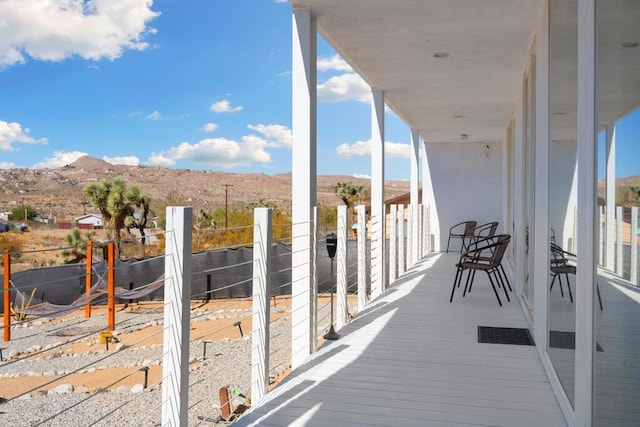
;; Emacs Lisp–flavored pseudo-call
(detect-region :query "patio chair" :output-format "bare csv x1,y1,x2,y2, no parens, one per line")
446,220,477,253
550,243,603,311
450,234,511,306
472,221,499,243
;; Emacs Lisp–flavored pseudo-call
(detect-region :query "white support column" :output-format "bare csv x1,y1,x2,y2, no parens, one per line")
424,205,431,254
410,128,420,265
398,205,405,275
421,141,440,251
418,204,424,259
370,88,385,299
356,205,367,312
336,205,348,330
406,205,413,269
605,124,616,271
291,5,317,370
412,204,419,266
162,206,192,427
599,205,605,266
311,206,318,352
575,0,596,423
631,207,638,285
389,204,397,284
252,208,272,402
616,206,623,276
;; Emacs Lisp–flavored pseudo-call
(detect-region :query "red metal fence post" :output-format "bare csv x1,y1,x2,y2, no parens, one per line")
85,240,93,318
3,249,11,342
108,242,115,331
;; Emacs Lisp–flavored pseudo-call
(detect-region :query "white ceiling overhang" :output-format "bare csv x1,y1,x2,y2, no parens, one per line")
294,0,542,144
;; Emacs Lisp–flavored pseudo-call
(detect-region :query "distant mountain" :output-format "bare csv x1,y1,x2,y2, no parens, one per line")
0,156,410,222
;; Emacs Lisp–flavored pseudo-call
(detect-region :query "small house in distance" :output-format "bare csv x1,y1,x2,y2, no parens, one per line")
75,214,103,230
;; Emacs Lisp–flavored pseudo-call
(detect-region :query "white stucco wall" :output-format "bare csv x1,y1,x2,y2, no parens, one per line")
426,141,504,251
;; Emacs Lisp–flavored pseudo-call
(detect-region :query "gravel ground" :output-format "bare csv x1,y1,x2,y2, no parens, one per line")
0,302,313,427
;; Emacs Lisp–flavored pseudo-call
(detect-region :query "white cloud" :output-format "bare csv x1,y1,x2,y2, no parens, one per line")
0,120,48,151
147,136,270,169
128,111,143,117
146,110,161,120
247,124,292,148
353,173,372,179
102,155,139,166
31,150,87,169
0,0,160,69
0,161,17,169
336,140,411,158
210,99,243,113
201,123,218,132
318,73,370,103
317,55,353,72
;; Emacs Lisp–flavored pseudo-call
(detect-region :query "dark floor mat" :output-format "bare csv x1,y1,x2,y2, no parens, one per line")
549,330,603,352
477,326,535,346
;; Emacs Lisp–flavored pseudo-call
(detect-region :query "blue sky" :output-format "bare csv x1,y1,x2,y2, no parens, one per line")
0,0,412,180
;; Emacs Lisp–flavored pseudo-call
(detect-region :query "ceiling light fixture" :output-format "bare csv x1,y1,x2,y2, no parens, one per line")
618,41,639,48
454,115,464,119
460,133,468,140
433,52,451,58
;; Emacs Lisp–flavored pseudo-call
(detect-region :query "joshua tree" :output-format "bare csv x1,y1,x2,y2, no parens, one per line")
334,181,364,222
59,228,92,264
84,178,151,257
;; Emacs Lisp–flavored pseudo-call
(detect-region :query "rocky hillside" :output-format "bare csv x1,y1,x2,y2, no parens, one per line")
0,156,409,222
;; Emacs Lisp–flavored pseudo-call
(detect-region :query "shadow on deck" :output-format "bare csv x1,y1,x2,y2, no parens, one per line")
235,253,566,427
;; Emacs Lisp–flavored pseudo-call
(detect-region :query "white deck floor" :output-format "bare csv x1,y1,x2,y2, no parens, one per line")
235,253,566,427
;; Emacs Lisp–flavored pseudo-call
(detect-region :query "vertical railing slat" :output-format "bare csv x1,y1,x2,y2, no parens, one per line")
252,208,272,402
161,206,192,427
357,205,367,312
336,205,348,330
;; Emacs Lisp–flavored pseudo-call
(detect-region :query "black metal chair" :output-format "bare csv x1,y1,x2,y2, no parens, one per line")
550,243,603,311
450,234,511,306
472,221,499,244
446,221,477,253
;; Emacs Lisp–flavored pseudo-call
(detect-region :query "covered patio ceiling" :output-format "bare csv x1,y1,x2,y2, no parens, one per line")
293,0,542,144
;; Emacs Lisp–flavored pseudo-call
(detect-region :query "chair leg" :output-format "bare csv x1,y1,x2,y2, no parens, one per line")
464,269,476,296
565,273,573,303
557,274,565,298
486,271,503,307
494,269,510,302
450,266,463,303
446,236,452,253
499,265,512,291
596,281,603,311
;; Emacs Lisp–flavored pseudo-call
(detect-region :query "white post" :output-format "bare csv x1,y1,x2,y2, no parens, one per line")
412,204,420,265
357,205,367,312
599,205,605,266
398,205,406,275
631,207,638,285
252,208,272,402
605,124,616,271
424,205,431,254
389,204,397,284
370,88,385,299
410,128,419,266
418,204,424,259
406,204,413,269
336,205,348,330
162,206,192,427
291,5,317,369
617,206,623,276
311,206,318,352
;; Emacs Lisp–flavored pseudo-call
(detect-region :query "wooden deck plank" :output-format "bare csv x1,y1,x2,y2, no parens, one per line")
235,253,566,426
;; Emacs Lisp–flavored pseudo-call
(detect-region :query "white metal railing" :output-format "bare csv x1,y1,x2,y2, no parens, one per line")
599,205,639,285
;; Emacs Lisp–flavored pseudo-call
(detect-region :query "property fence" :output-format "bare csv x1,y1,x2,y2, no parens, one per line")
0,202,431,425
